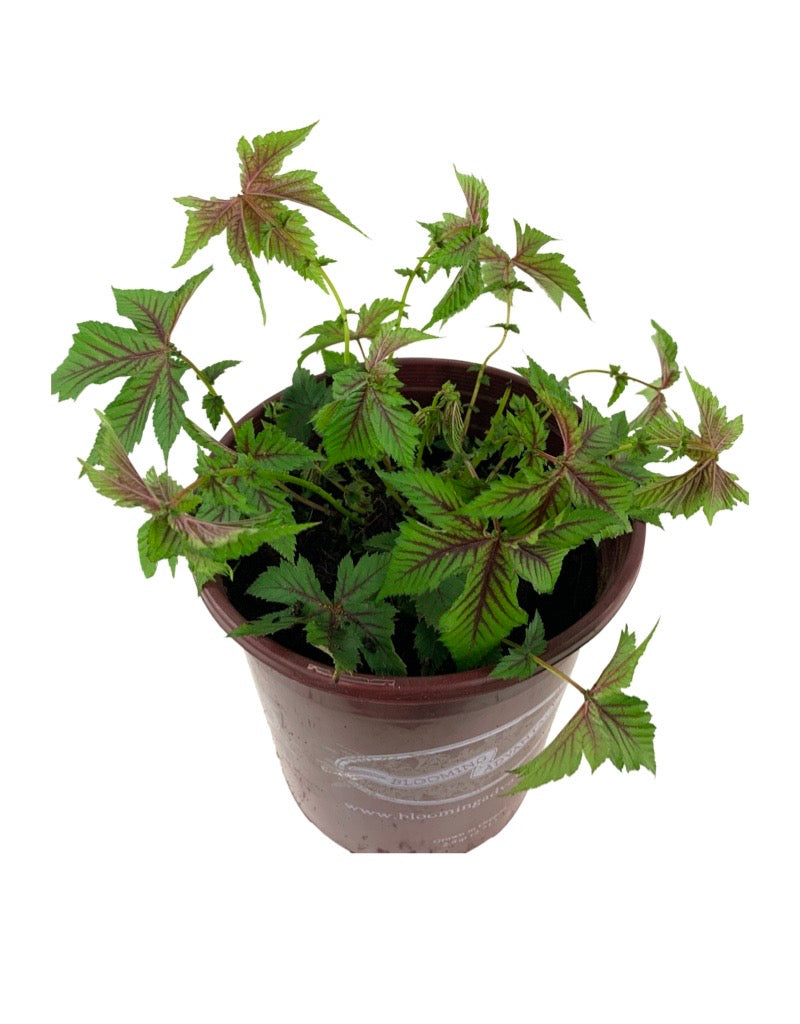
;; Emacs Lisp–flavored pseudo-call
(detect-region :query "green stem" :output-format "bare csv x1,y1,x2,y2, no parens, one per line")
531,654,588,696
172,466,355,521
395,246,435,326
318,265,351,360
460,292,514,442
173,348,238,435
568,368,664,392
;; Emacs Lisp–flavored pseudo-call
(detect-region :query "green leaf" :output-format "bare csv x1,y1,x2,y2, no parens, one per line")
365,326,435,369
80,412,162,512
454,169,489,229
202,393,226,429
510,508,625,593
201,359,240,385
53,268,212,459
175,124,362,320
426,259,484,327
438,539,526,668
247,552,401,675
375,467,467,522
381,516,526,668
275,366,331,442
354,298,404,339
635,373,748,522
635,321,681,424
511,625,657,791
313,364,420,467
380,518,489,597
490,613,547,680
511,221,589,316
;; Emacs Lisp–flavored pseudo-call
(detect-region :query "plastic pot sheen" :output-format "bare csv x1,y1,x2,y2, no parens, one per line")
201,359,646,853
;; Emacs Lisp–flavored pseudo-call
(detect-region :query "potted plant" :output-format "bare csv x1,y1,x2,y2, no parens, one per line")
52,123,747,852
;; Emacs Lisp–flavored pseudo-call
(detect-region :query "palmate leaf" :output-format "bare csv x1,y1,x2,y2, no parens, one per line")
313,363,420,467
510,625,657,791
511,221,589,316
244,553,402,676
83,414,312,581
422,169,492,327
380,511,615,668
52,267,212,459
174,124,363,321
635,373,748,523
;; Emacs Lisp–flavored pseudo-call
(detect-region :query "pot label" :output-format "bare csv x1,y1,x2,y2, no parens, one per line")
329,687,563,807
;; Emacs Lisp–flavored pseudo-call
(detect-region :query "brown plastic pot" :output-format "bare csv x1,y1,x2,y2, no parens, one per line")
201,358,646,853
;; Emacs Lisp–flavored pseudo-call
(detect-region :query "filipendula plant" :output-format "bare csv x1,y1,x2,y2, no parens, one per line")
52,123,747,791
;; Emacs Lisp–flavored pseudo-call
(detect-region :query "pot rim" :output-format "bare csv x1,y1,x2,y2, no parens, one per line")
200,358,646,704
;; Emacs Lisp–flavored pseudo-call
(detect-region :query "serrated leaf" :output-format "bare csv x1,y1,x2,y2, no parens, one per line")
375,467,467,522
490,613,547,680
247,552,400,675
510,508,625,593
438,539,527,668
380,518,488,597
175,125,362,320
511,221,589,316
202,393,226,429
354,298,404,339
425,259,484,327
313,365,420,467
80,412,162,512
365,326,435,369
635,373,747,523
201,359,240,385
275,366,331,442
511,625,657,790
53,269,211,459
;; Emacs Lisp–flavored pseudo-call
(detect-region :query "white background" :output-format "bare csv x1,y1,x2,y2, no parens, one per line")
3,1,797,1020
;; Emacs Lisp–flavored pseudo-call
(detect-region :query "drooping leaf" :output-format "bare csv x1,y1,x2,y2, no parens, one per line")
53,268,212,459
635,373,748,522
635,320,681,424
510,625,657,790
174,124,362,321
511,220,589,316
426,259,485,328
202,393,226,429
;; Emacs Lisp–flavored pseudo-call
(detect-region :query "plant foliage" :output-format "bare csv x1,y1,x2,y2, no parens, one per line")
53,122,747,794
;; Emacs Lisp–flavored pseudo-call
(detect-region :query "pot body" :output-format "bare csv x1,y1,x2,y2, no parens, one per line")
201,359,646,853
247,651,574,852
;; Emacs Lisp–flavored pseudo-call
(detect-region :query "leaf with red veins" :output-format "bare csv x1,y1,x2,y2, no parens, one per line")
54,269,211,459
510,625,657,791
175,125,362,320
635,373,747,522
511,220,589,316
80,413,163,512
